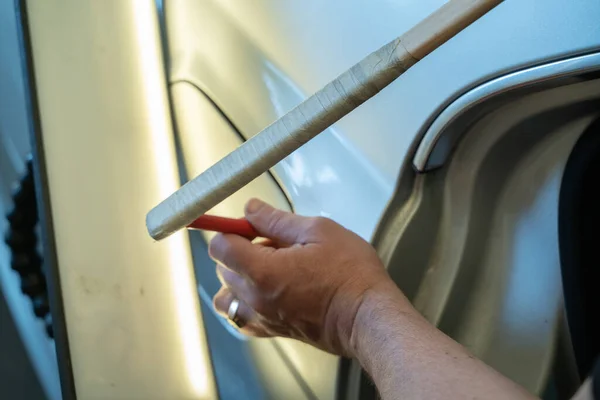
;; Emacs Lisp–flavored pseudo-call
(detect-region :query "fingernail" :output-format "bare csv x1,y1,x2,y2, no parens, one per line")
246,198,263,214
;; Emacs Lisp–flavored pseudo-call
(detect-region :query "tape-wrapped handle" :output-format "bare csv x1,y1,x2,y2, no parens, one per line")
147,0,503,240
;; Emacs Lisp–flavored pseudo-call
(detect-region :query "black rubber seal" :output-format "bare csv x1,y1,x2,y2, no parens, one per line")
558,116,600,380
14,1,77,398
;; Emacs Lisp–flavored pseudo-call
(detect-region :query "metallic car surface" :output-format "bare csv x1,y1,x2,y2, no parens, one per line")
167,0,600,396
171,80,322,399
415,52,600,171
21,1,216,398
168,0,600,239
372,76,600,395
2,0,600,399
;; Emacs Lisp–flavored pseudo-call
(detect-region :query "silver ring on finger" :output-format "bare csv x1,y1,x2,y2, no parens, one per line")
227,298,245,328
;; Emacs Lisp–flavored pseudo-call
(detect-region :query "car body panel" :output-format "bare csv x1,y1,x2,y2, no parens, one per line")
171,80,337,399
168,0,600,241
2,0,600,398
371,75,600,395
166,0,600,397
167,0,394,242
20,1,216,398
170,81,291,227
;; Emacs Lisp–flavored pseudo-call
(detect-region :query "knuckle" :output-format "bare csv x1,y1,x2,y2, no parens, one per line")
212,296,225,313
217,265,238,286
243,249,270,286
218,239,234,260
307,216,334,234
209,235,238,267
208,234,226,259
212,289,230,314
267,211,286,234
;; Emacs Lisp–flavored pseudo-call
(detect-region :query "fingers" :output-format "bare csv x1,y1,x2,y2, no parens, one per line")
209,233,267,278
244,198,308,245
215,263,256,305
213,287,269,337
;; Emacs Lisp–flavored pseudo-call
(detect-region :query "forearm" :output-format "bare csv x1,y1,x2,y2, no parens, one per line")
350,284,537,400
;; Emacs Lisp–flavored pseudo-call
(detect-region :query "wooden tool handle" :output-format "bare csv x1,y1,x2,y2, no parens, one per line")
147,0,503,240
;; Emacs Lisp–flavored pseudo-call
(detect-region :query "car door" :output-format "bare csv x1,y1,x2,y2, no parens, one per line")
164,0,600,399
4,0,600,399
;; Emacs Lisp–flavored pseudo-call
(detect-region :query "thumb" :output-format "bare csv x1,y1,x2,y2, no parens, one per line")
244,198,305,245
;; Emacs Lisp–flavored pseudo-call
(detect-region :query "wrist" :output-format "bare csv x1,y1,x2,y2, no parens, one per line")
323,276,393,355
347,282,418,359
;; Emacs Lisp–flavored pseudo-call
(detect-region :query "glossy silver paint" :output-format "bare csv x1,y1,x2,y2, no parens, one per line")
2,0,600,398
22,1,216,398
414,52,600,171
168,0,600,240
373,78,600,394
171,80,327,399
167,0,600,397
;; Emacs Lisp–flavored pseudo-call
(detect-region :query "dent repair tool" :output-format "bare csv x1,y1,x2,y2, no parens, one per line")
188,215,259,240
147,0,503,240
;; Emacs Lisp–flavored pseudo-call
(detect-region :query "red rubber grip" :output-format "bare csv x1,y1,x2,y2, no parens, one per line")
187,214,259,240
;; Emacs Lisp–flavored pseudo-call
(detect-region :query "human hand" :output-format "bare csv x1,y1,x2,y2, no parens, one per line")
209,198,401,356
